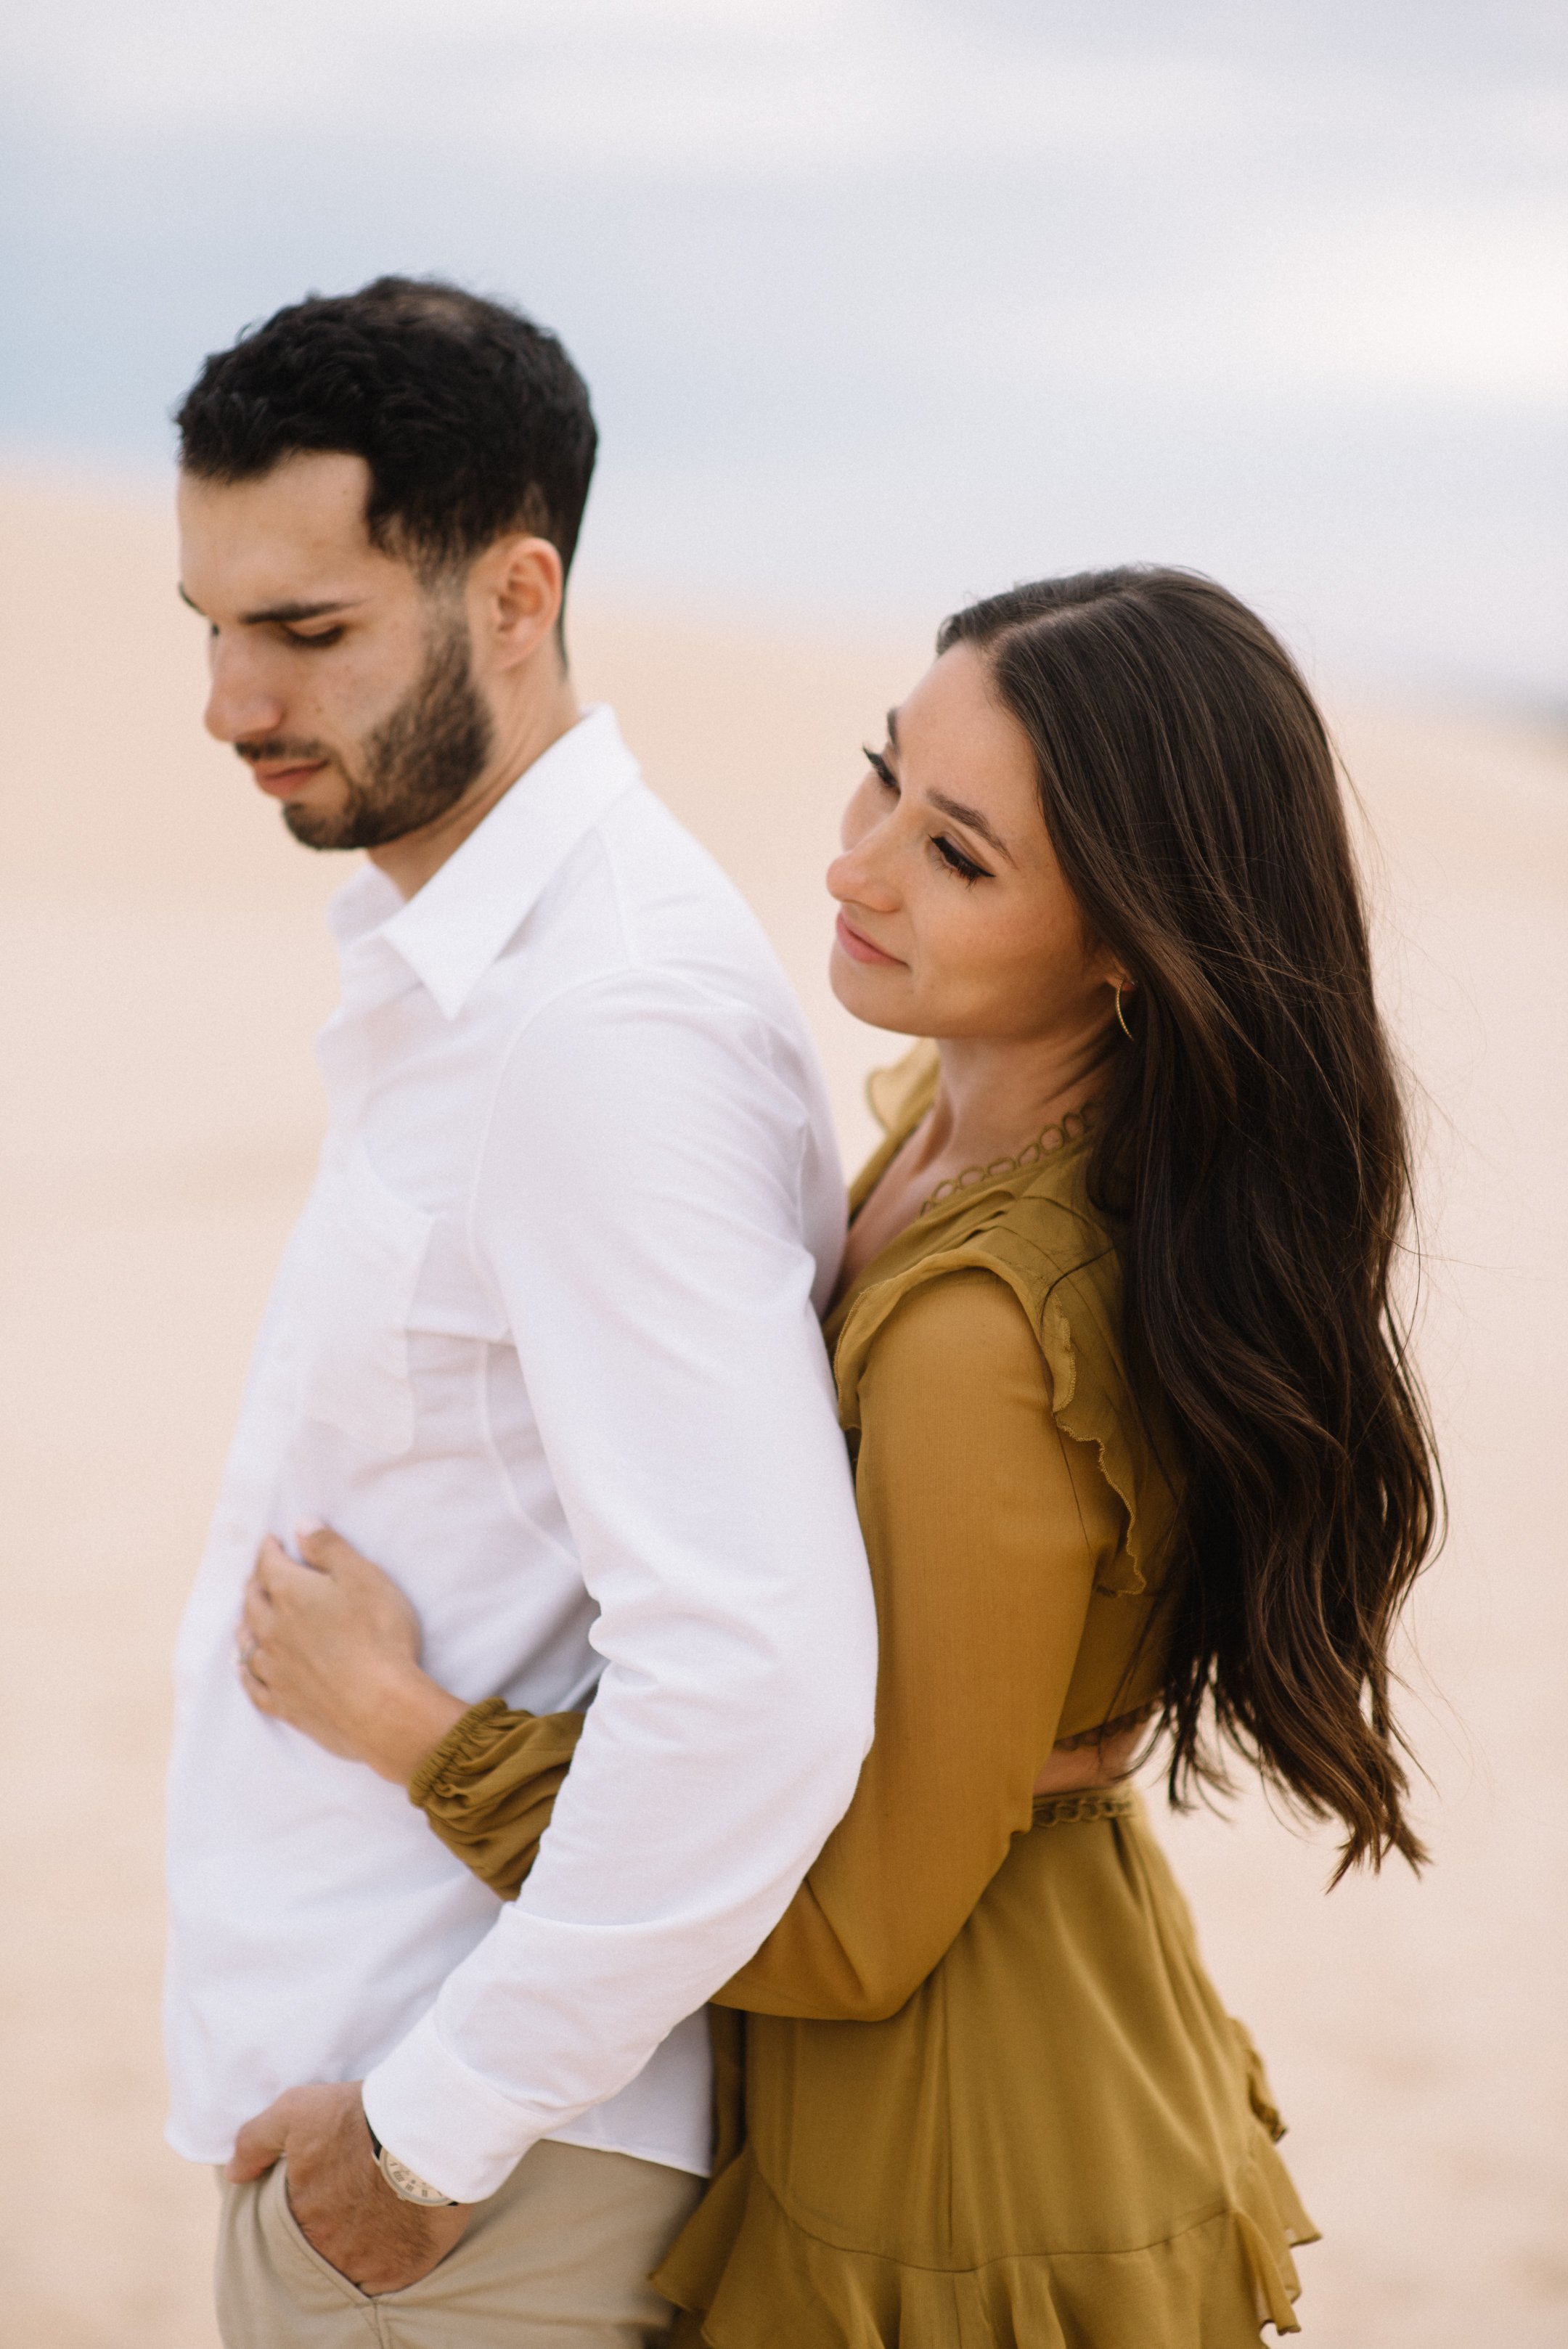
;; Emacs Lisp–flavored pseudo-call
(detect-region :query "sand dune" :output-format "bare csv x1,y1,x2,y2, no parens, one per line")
2,475,1564,2345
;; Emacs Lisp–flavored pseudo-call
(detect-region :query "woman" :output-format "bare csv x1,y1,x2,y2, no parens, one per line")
242,567,1437,2345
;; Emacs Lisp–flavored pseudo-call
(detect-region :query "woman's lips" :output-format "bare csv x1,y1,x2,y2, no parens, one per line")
835,910,902,966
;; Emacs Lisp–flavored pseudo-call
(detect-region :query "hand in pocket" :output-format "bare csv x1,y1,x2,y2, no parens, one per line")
229,2081,470,2294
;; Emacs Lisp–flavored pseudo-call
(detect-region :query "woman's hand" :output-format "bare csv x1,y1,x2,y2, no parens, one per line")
1032,1716,1145,1797
238,1525,470,1785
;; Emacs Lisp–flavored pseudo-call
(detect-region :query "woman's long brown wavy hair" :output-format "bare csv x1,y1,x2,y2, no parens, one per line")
939,568,1440,1878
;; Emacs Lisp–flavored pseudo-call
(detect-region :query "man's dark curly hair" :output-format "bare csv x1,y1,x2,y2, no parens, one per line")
175,276,597,581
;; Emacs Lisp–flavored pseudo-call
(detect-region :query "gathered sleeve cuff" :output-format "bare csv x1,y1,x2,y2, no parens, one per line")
409,1699,587,1903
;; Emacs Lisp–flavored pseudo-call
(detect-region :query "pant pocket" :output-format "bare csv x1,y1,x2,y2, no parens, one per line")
217,2165,380,2348
266,2162,382,2312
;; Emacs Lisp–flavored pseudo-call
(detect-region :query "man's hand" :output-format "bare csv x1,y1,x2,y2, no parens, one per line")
226,2082,470,2294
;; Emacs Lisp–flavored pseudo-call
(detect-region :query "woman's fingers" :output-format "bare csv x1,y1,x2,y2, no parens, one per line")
253,1532,301,1597
238,1561,271,1696
241,1658,277,1710
232,1524,441,1773
295,1526,424,1661
253,1538,339,1628
298,1522,370,1579
236,1624,276,1708
240,1540,318,1707
240,1575,272,1643
243,1519,420,1675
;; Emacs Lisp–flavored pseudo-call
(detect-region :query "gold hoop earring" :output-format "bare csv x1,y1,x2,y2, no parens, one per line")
1114,982,1134,1040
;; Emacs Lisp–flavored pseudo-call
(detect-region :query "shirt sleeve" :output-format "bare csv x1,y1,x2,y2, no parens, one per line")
404,1265,1128,2026
362,971,878,2202
714,1265,1123,2022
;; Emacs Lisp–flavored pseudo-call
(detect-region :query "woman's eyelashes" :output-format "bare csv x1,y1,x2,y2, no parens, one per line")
932,834,989,884
863,745,991,883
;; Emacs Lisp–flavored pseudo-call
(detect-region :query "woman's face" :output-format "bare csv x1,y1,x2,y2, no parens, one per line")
828,642,1119,1041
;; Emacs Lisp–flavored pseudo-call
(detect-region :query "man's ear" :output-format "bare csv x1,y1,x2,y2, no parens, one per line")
474,534,564,671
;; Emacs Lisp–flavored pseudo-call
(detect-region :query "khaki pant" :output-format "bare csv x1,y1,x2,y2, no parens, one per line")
216,2139,705,2348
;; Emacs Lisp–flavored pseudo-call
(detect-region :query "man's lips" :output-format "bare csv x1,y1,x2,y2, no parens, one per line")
247,759,329,799
835,910,902,967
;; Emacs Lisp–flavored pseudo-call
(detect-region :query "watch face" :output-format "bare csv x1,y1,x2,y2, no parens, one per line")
378,2146,457,2207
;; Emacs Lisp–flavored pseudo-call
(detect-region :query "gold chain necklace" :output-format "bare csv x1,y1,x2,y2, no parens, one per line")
920,1103,1095,1215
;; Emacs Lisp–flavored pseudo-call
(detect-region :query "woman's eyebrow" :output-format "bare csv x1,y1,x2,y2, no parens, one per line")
889,706,1014,864
928,792,1013,864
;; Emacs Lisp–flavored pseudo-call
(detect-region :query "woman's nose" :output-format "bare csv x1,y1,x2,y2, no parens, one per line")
826,843,899,911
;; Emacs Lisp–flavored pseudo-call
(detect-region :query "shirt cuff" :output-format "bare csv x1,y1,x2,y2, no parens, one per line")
362,2009,544,2205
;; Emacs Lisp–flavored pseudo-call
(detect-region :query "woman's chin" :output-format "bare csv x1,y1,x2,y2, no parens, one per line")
828,942,919,1033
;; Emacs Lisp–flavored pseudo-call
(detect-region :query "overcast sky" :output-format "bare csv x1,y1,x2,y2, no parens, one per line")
2,0,1563,699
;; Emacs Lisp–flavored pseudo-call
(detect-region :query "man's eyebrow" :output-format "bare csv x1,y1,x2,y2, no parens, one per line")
176,586,363,626
240,597,362,625
928,791,1014,866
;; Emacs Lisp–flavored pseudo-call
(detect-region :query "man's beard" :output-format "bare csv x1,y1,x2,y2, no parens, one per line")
279,614,494,853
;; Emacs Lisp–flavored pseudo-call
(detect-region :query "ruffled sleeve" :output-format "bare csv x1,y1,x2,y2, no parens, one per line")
714,1264,1127,2022
833,1194,1174,1601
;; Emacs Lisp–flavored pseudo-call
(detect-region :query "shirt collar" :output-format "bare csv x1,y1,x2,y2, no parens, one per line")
327,706,641,1021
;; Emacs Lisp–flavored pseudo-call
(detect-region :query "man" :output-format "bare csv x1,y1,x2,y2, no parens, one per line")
165,277,877,2346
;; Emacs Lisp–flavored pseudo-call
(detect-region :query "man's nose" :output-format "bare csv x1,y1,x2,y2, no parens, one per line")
203,641,285,746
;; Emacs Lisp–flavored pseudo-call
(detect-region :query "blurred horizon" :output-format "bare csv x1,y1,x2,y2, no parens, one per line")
3,1,1564,705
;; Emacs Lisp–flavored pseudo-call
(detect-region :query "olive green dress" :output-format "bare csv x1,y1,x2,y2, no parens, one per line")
409,1043,1316,2345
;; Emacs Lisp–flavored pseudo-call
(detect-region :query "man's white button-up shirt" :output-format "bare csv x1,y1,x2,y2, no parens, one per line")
164,706,878,2203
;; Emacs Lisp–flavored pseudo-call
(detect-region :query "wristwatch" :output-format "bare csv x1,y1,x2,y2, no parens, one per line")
365,2121,460,2208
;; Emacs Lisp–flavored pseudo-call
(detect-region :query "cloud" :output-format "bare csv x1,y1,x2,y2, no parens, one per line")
1259,201,1568,406
3,0,1564,690
5,3,1559,413
1,0,1254,168
961,195,1568,412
